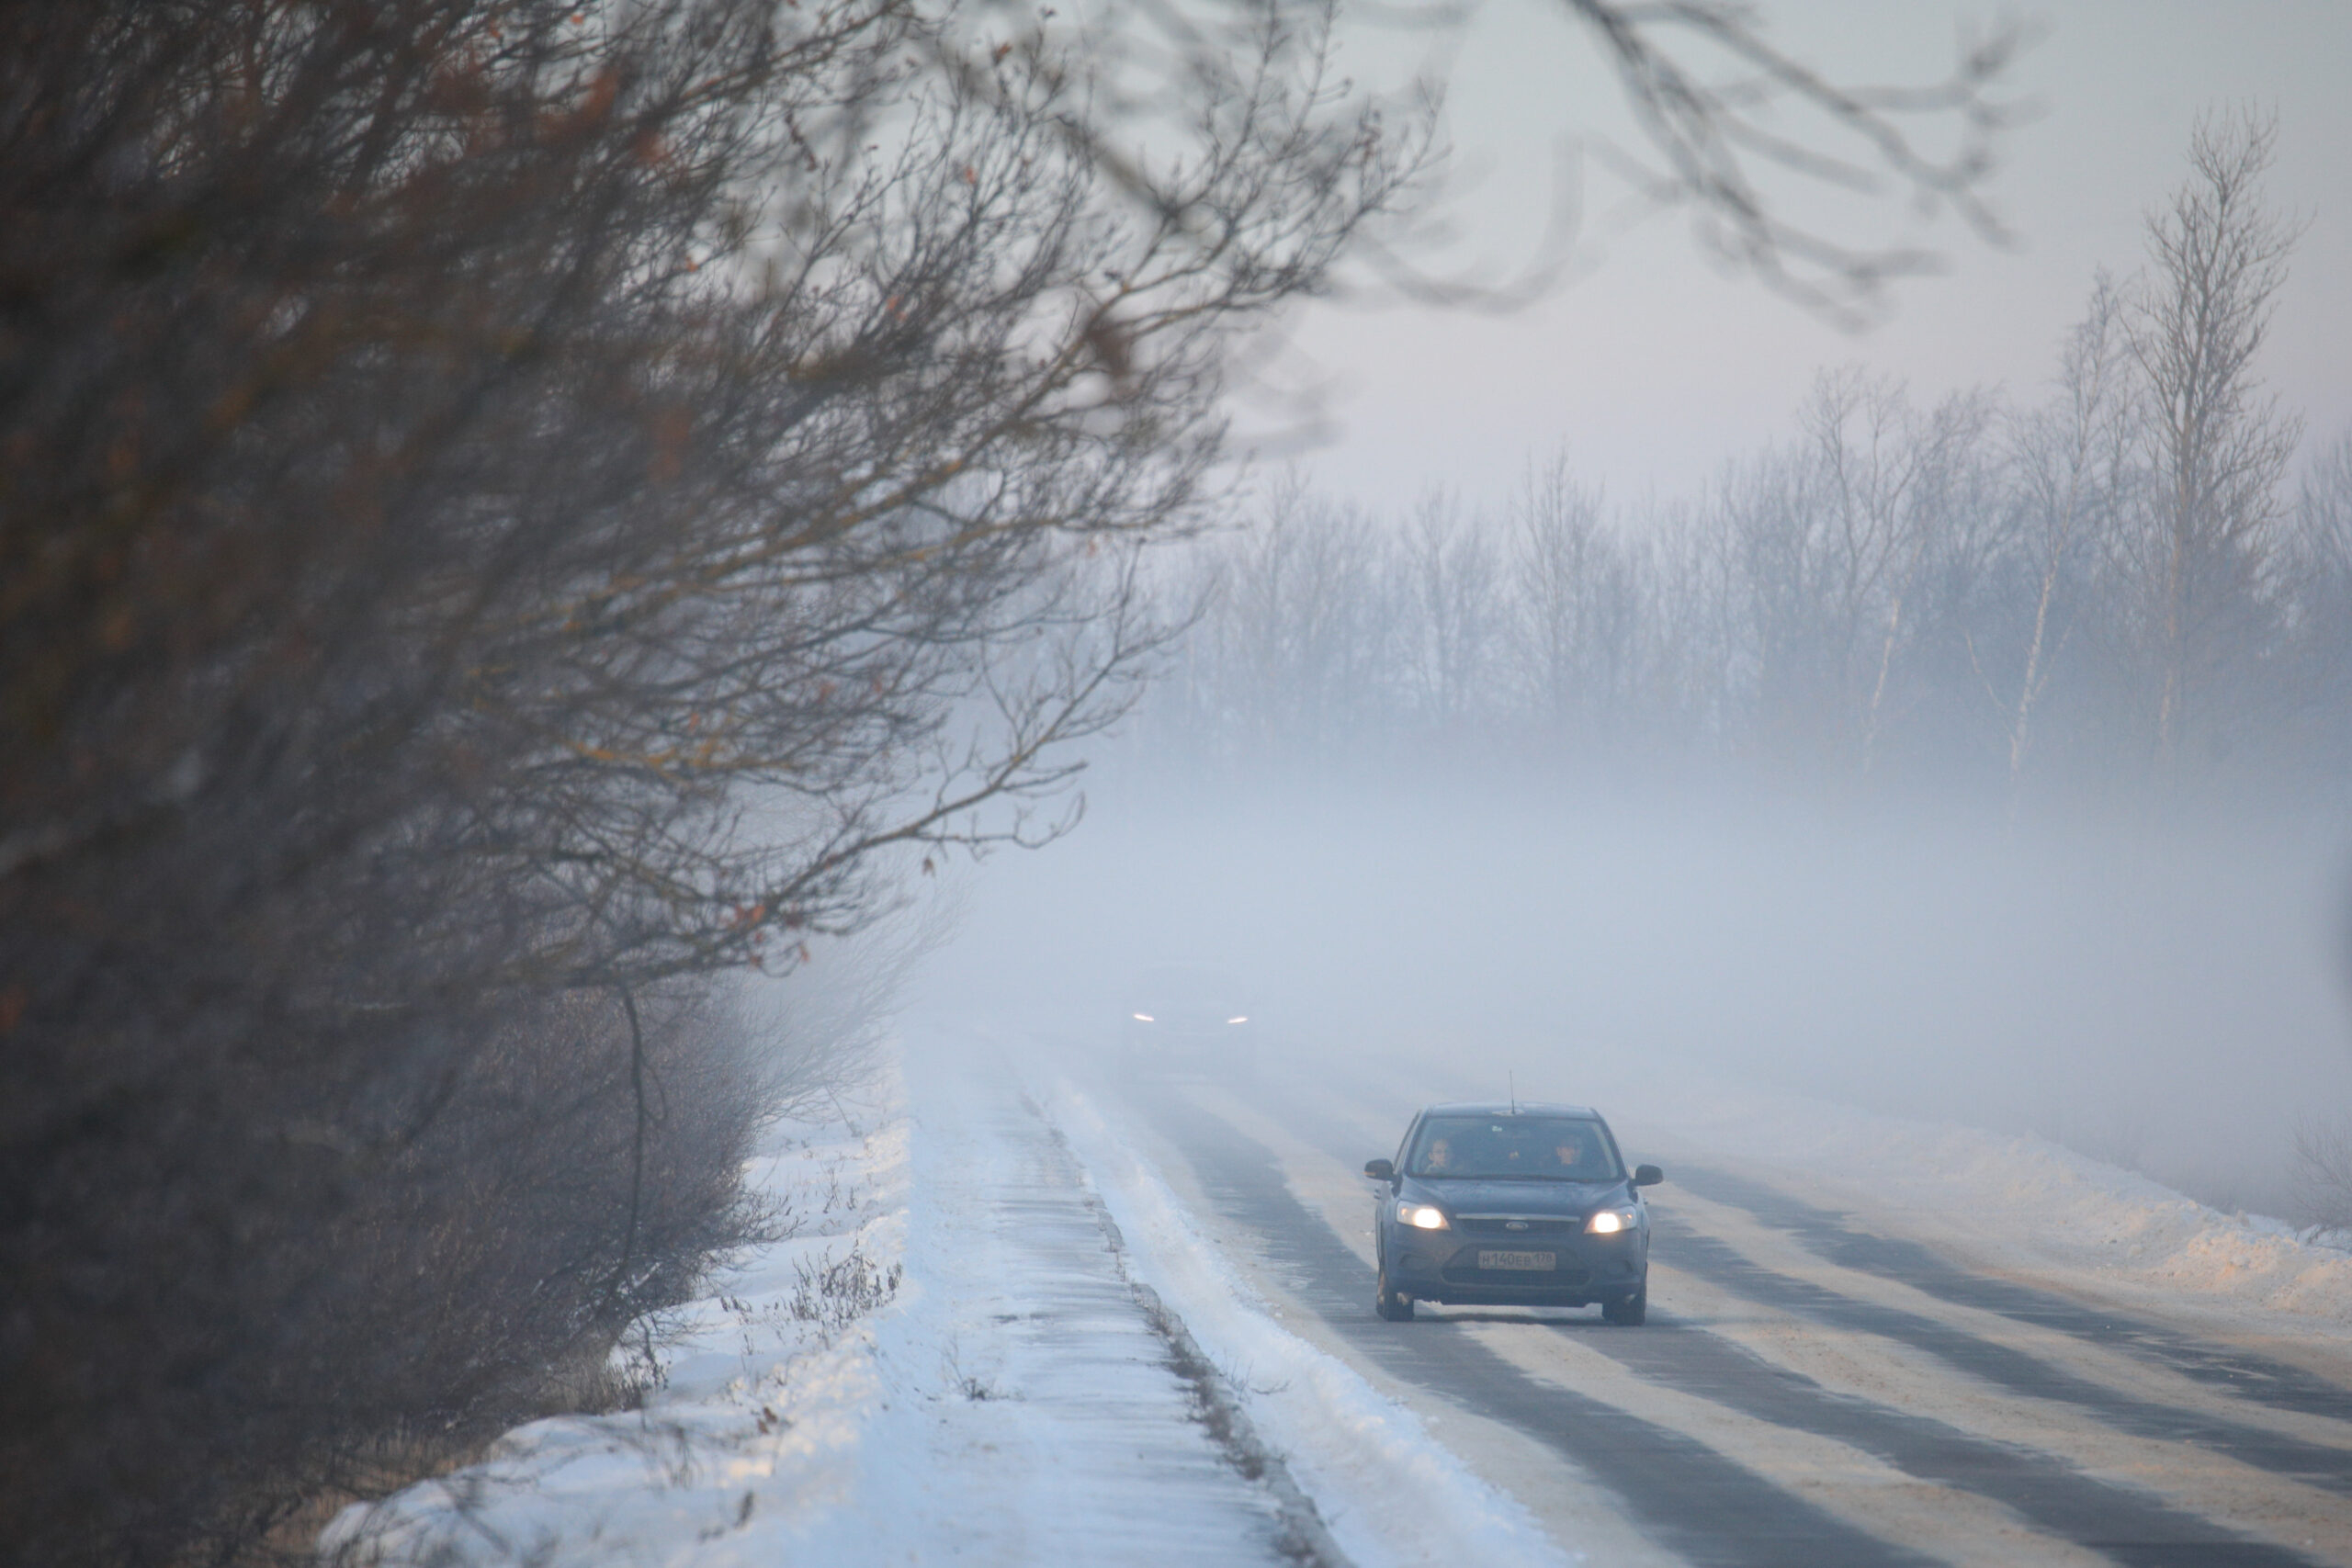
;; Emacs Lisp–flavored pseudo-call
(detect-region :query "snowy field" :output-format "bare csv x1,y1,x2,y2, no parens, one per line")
323,1026,2352,1567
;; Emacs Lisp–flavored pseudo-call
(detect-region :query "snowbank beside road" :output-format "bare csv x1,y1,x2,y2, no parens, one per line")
321,1084,914,1566
1614,1071,2352,1329
323,1030,1583,1567
1041,1075,1580,1568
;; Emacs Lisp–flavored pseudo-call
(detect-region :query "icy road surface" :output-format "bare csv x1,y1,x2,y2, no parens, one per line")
1084,1044,2352,1568
330,1023,2352,1567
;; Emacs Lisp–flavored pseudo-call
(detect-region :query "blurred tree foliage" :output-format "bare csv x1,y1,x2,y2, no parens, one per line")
0,0,2033,1560
0,0,1410,1561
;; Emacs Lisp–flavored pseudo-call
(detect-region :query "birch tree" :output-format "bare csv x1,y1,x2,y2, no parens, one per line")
1997,275,2138,803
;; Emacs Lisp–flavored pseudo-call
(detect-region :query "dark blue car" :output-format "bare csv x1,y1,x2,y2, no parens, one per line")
1364,1102,1665,1324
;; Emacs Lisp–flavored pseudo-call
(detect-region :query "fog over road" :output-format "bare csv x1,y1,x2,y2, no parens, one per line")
986,1037,2352,1567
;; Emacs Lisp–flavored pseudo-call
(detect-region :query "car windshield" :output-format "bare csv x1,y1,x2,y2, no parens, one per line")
1406,1115,1622,1180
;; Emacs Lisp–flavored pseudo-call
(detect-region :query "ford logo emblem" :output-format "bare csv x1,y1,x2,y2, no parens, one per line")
1504,1220,1530,1231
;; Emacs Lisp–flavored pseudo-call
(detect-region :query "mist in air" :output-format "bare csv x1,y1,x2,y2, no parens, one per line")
920,209,2352,1219
922,769,2352,1216
918,93,2352,1222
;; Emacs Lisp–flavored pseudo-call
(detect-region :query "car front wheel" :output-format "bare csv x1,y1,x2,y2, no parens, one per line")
1375,1258,1415,1322
1602,1284,1647,1325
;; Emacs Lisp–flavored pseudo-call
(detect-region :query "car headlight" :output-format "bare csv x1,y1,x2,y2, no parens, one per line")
1397,1202,1450,1230
1131,1012,1154,1022
1226,1015,1249,1024
1585,1207,1639,1235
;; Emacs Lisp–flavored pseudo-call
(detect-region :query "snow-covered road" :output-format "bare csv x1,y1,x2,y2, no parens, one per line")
1116,1056,2352,1566
328,1024,2352,1566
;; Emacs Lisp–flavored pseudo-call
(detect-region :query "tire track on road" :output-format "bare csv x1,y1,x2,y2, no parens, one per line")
1129,1086,1946,1568
1172,1077,2329,1568
1675,1167,2352,1428
1266,1069,2352,1476
1555,1304,2323,1568
1654,1218,2352,1498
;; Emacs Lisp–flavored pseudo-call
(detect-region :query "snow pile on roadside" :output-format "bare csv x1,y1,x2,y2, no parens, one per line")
320,1081,912,1566
1042,1075,1581,1568
321,1030,1581,1568
1628,1073,2352,1325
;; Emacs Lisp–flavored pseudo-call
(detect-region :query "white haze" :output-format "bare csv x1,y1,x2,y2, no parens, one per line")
913,773,2352,1220
905,0,2352,1233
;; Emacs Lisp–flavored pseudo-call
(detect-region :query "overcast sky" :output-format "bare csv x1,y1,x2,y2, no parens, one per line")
1255,0,2352,514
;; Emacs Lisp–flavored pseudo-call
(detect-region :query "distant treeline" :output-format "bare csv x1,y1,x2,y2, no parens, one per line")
1150,118,2351,807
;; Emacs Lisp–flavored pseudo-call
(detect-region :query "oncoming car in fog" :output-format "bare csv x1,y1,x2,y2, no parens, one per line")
1364,1103,1664,1324
1117,963,1255,1077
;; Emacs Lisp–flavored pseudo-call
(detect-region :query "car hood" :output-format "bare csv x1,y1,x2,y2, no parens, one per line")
1398,1176,1630,1216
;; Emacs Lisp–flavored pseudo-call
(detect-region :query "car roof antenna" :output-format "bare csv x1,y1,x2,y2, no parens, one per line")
1509,1071,1517,1114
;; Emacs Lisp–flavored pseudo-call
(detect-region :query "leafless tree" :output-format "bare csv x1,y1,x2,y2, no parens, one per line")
1510,453,1637,750
1401,490,1505,734
1994,274,2139,805
1366,1,2026,326
2290,1116,2352,1241
1842,380,1999,775
2278,431,2352,771
1160,474,1398,765
1561,0,2022,324
2292,434,2352,597
0,2,1419,1562
1696,368,1996,778
0,1,2071,1557
1640,491,1743,751
2125,107,2302,774
1143,110,2335,804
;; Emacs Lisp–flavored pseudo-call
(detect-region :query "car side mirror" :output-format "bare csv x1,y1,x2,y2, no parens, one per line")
1633,1164,1664,1187
1363,1158,1395,1181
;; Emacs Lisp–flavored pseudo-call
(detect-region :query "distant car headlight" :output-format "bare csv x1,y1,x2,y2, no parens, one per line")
1226,1015,1249,1024
1398,1202,1449,1230
1585,1207,1639,1235
1132,1012,1154,1022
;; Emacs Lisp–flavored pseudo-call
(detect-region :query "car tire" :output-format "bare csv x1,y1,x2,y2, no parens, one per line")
1602,1284,1647,1325
1375,1260,1415,1322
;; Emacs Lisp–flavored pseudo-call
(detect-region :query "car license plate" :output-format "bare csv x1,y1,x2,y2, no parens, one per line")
1478,1249,1555,1271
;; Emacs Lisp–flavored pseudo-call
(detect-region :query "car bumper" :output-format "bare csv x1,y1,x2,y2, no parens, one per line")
1385,1229,1645,1305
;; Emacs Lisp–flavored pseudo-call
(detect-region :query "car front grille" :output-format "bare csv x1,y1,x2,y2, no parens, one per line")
1453,1215,1580,1236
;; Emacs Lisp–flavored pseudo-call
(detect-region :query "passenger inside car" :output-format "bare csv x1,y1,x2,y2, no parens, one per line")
1551,1132,1611,1179
1408,1115,1623,1179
